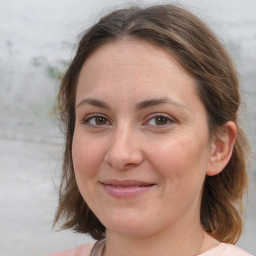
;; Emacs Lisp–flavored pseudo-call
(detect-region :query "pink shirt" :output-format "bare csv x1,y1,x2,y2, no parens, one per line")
46,241,253,256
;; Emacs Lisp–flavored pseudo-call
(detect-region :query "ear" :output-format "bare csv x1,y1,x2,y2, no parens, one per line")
206,121,237,176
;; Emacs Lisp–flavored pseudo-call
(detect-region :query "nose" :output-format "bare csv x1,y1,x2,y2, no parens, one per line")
104,125,144,170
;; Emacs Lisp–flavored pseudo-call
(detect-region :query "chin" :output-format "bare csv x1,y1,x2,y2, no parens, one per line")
102,211,151,236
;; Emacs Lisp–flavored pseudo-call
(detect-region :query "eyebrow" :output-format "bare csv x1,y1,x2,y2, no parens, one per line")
136,97,188,111
76,98,111,109
76,97,188,111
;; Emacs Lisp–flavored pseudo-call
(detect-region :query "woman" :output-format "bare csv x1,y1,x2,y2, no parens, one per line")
48,4,252,256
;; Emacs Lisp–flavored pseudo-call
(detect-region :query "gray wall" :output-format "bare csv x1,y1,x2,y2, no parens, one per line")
0,0,255,255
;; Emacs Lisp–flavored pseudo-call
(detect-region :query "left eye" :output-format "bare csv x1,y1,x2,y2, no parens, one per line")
146,115,173,126
83,116,110,126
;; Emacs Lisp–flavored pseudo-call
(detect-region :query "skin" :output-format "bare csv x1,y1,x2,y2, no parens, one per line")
72,39,236,256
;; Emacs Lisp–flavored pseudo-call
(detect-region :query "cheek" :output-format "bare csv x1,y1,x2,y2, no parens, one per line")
149,137,209,212
147,135,210,182
72,131,105,180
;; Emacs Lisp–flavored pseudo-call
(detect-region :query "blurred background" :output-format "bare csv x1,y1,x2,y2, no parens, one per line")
0,0,255,255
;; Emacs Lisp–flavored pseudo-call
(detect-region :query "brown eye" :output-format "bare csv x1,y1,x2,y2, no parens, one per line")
145,114,174,127
155,116,168,125
83,115,110,126
95,116,108,125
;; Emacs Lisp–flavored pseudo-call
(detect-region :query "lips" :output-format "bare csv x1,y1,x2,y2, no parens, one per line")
102,179,154,187
101,179,155,198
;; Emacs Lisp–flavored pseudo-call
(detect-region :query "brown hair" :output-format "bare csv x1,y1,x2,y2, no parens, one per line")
54,4,249,243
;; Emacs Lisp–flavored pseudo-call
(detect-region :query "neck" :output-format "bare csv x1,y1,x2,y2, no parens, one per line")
104,218,205,256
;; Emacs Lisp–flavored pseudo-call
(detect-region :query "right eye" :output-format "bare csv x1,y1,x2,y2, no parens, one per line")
82,115,111,127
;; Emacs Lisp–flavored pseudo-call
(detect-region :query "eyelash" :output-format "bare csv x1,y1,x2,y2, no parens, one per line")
82,114,111,127
81,113,175,128
144,114,175,127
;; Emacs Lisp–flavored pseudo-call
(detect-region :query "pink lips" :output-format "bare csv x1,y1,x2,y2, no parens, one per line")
101,180,155,198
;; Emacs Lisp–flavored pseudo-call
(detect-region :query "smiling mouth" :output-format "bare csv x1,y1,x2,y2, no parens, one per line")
101,180,155,198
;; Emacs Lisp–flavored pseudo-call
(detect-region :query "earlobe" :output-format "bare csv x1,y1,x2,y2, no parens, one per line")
206,121,237,176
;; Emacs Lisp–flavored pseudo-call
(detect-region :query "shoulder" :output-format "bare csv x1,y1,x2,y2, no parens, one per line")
200,243,253,256
45,242,96,256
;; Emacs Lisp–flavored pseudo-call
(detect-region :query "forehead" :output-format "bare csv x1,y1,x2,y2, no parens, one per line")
76,39,198,99
81,39,193,78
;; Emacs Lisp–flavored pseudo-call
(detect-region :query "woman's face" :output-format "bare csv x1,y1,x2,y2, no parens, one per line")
72,39,213,237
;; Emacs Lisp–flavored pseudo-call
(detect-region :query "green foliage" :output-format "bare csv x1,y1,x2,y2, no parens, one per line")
46,65,64,81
